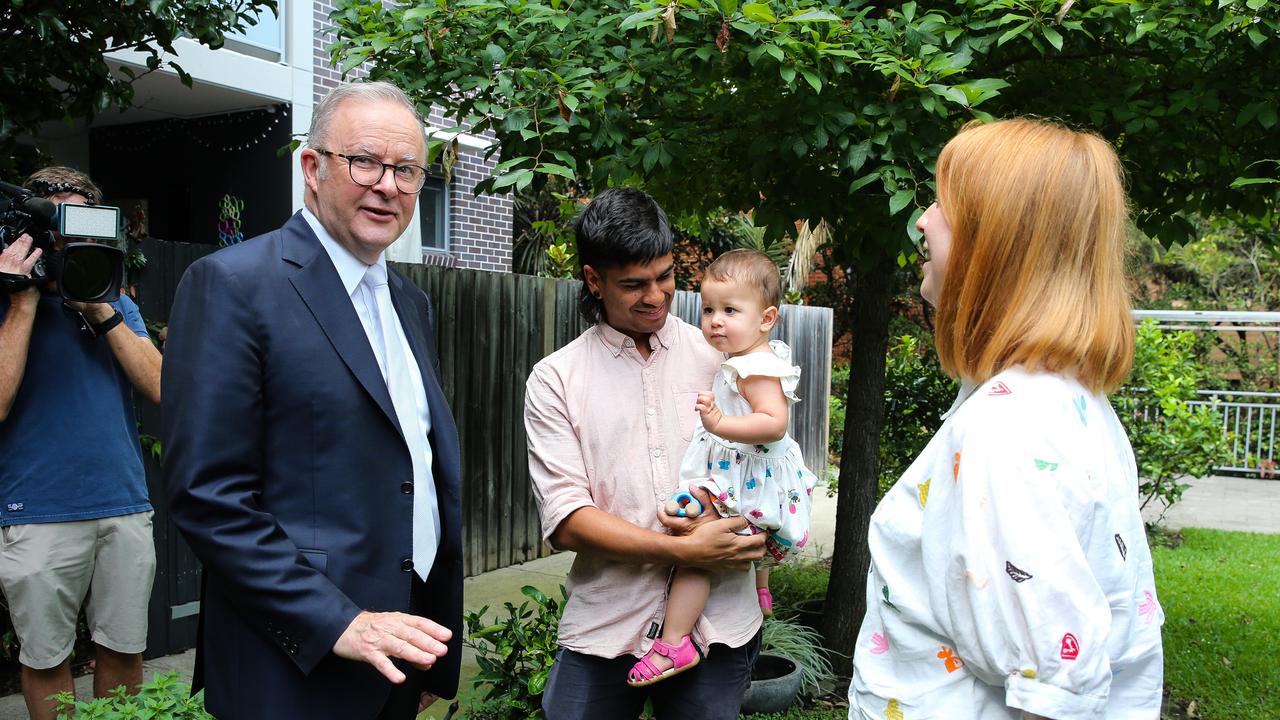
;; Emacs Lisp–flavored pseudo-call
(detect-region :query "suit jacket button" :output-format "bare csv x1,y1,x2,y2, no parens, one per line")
400,481,414,495
401,557,414,573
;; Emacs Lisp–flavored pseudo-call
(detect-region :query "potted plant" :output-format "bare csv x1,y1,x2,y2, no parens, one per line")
792,596,825,631
741,616,835,714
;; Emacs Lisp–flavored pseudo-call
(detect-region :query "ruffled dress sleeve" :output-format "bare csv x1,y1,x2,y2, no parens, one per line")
720,340,802,404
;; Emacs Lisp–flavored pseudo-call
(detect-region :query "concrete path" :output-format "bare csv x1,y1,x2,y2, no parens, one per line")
1140,475,1280,533
3,476,1274,719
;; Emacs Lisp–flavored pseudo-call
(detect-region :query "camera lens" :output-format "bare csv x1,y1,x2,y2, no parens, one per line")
60,244,122,302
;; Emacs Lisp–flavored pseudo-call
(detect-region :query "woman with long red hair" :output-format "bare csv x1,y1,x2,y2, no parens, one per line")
849,118,1164,719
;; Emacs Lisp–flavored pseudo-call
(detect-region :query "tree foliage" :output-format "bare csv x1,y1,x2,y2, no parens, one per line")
1130,215,1280,390
329,0,1280,657
332,0,1278,253
1,0,277,172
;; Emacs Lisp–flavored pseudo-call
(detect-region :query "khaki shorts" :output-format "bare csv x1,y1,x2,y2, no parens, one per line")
0,511,156,669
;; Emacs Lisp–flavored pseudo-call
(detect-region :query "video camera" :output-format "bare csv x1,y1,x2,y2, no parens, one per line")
0,180,125,303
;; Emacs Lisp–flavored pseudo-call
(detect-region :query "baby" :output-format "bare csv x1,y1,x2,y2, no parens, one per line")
627,248,818,687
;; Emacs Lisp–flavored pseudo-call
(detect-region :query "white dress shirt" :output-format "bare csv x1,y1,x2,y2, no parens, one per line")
302,208,440,577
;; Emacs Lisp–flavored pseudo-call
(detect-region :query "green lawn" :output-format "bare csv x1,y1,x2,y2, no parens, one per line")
1154,528,1280,720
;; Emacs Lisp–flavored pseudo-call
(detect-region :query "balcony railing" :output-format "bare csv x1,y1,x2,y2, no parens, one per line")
1188,390,1280,477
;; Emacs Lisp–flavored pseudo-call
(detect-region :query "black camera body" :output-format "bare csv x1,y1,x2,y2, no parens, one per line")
0,180,125,303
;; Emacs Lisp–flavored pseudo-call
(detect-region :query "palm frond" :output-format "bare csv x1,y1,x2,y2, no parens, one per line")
786,219,828,293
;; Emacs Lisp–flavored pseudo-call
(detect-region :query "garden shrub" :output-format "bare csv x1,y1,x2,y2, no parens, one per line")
463,585,565,720
827,364,848,458
827,335,955,499
53,671,209,719
769,556,831,613
1115,320,1230,522
877,334,956,498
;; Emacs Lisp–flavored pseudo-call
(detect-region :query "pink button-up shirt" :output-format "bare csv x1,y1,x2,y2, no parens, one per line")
525,316,763,659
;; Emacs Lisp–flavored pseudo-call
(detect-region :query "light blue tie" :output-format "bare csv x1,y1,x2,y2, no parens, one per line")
360,265,439,580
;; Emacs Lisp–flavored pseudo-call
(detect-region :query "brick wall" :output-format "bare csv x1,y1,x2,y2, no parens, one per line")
310,0,512,272
312,1,366,104
448,149,514,272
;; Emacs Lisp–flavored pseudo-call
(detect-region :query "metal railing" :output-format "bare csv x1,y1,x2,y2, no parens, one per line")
1130,310,1280,478
1188,390,1280,477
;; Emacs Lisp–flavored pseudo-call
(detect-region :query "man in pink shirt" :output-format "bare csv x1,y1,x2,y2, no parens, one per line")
525,188,766,719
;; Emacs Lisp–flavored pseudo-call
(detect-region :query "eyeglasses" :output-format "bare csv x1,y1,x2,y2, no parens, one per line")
314,149,429,194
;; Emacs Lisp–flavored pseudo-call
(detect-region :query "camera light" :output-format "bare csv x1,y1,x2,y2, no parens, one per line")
59,203,120,241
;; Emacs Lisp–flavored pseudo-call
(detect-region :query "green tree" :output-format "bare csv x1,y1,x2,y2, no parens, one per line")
2,0,277,174
328,0,1280,658
1127,213,1280,390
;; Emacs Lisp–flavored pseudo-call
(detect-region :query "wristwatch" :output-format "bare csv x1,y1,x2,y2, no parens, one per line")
89,309,124,337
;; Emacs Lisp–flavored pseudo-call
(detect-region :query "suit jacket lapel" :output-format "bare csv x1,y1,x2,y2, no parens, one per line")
282,213,401,436
388,271,461,540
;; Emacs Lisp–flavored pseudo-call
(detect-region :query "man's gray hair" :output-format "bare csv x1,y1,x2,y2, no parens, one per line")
307,80,426,151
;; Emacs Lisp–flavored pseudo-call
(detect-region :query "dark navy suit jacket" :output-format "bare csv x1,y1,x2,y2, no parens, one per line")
161,212,463,719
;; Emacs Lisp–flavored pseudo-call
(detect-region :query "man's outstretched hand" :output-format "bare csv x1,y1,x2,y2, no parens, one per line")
332,611,452,684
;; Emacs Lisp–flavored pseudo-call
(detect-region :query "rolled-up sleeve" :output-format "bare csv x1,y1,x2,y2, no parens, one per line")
524,363,595,546
928,427,1112,719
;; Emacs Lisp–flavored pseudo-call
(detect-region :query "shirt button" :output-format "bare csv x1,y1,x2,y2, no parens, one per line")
400,557,414,573
651,448,662,458
647,408,656,416
644,368,653,376
401,481,414,494
624,340,634,348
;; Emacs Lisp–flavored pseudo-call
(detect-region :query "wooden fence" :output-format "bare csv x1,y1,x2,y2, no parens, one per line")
400,265,835,576
132,242,833,654
132,239,217,657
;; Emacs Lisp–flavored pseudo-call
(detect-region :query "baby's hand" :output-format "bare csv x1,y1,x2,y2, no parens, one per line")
696,392,722,432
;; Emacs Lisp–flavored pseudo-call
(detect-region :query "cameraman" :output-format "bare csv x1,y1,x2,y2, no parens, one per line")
0,167,161,720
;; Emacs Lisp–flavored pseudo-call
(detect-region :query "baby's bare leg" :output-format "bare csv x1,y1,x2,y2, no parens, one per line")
647,567,711,673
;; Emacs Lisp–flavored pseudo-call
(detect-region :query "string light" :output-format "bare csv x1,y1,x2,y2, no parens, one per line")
102,104,290,154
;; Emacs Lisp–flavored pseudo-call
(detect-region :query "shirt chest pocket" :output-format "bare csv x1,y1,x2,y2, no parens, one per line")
672,384,704,442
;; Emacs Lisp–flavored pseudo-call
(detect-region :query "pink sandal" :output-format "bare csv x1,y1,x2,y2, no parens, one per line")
626,634,701,687
757,588,774,617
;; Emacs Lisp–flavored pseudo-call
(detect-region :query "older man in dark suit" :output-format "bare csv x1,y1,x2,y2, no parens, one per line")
162,80,462,719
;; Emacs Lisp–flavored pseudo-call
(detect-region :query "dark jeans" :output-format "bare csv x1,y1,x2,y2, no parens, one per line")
542,630,762,720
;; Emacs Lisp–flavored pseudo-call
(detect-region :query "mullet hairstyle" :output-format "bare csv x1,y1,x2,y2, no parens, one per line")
933,118,1134,393
573,187,673,325
704,248,782,309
